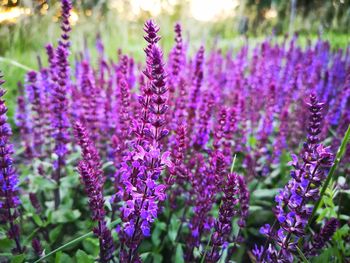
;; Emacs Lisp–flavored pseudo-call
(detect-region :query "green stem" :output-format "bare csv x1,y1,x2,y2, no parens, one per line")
33,219,121,263
24,227,41,246
296,246,311,263
297,124,350,250
200,229,214,263
308,123,350,228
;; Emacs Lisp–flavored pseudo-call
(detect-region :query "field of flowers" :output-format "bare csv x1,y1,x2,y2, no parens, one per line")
1,0,350,262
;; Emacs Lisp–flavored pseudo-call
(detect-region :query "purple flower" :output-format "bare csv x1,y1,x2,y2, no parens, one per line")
15,82,32,158
78,61,101,144
187,46,205,139
0,73,23,254
26,71,45,157
32,238,43,257
171,22,184,78
304,217,339,256
49,0,73,209
254,94,334,262
237,175,250,228
29,193,42,214
206,173,240,262
74,122,115,262
118,20,170,262
260,224,271,236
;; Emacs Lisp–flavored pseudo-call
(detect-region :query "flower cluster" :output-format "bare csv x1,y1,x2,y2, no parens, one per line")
254,94,334,262
118,20,172,262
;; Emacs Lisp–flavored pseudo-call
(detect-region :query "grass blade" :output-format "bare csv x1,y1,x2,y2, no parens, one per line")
308,123,350,226
296,246,311,263
0,57,35,71
33,218,121,263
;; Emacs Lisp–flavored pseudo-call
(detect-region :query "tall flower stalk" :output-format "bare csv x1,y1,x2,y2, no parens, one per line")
74,122,115,263
254,94,334,262
51,0,72,209
205,173,239,262
0,73,23,254
118,20,172,263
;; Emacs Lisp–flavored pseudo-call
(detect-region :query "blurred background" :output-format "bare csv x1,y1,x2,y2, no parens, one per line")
0,0,350,117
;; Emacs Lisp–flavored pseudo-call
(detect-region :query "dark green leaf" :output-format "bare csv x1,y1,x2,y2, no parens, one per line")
10,254,25,263
49,225,63,243
75,250,94,263
82,238,99,256
174,244,184,263
32,214,44,227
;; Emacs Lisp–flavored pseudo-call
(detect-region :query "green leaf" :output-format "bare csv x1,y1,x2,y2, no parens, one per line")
0,237,13,250
82,238,99,256
168,217,181,243
10,254,25,263
60,253,75,263
24,227,40,246
30,175,57,191
51,209,81,224
0,56,35,71
32,214,44,227
218,247,228,263
151,222,166,247
248,135,257,148
49,225,63,243
252,188,280,199
249,205,263,212
75,250,94,263
152,253,163,263
55,251,62,263
140,252,150,261
174,244,184,263
102,161,114,170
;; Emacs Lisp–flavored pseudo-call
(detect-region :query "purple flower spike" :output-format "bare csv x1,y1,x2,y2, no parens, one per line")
144,19,161,54
237,175,250,228
171,22,184,79
50,0,73,209
118,20,171,263
32,238,43,257
26,71,45,157
74,122,115,262
15,82,32,158
0,73,23,254
304,218,339,256
254,94,334,262
206,173,240,262
59,0,72,48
